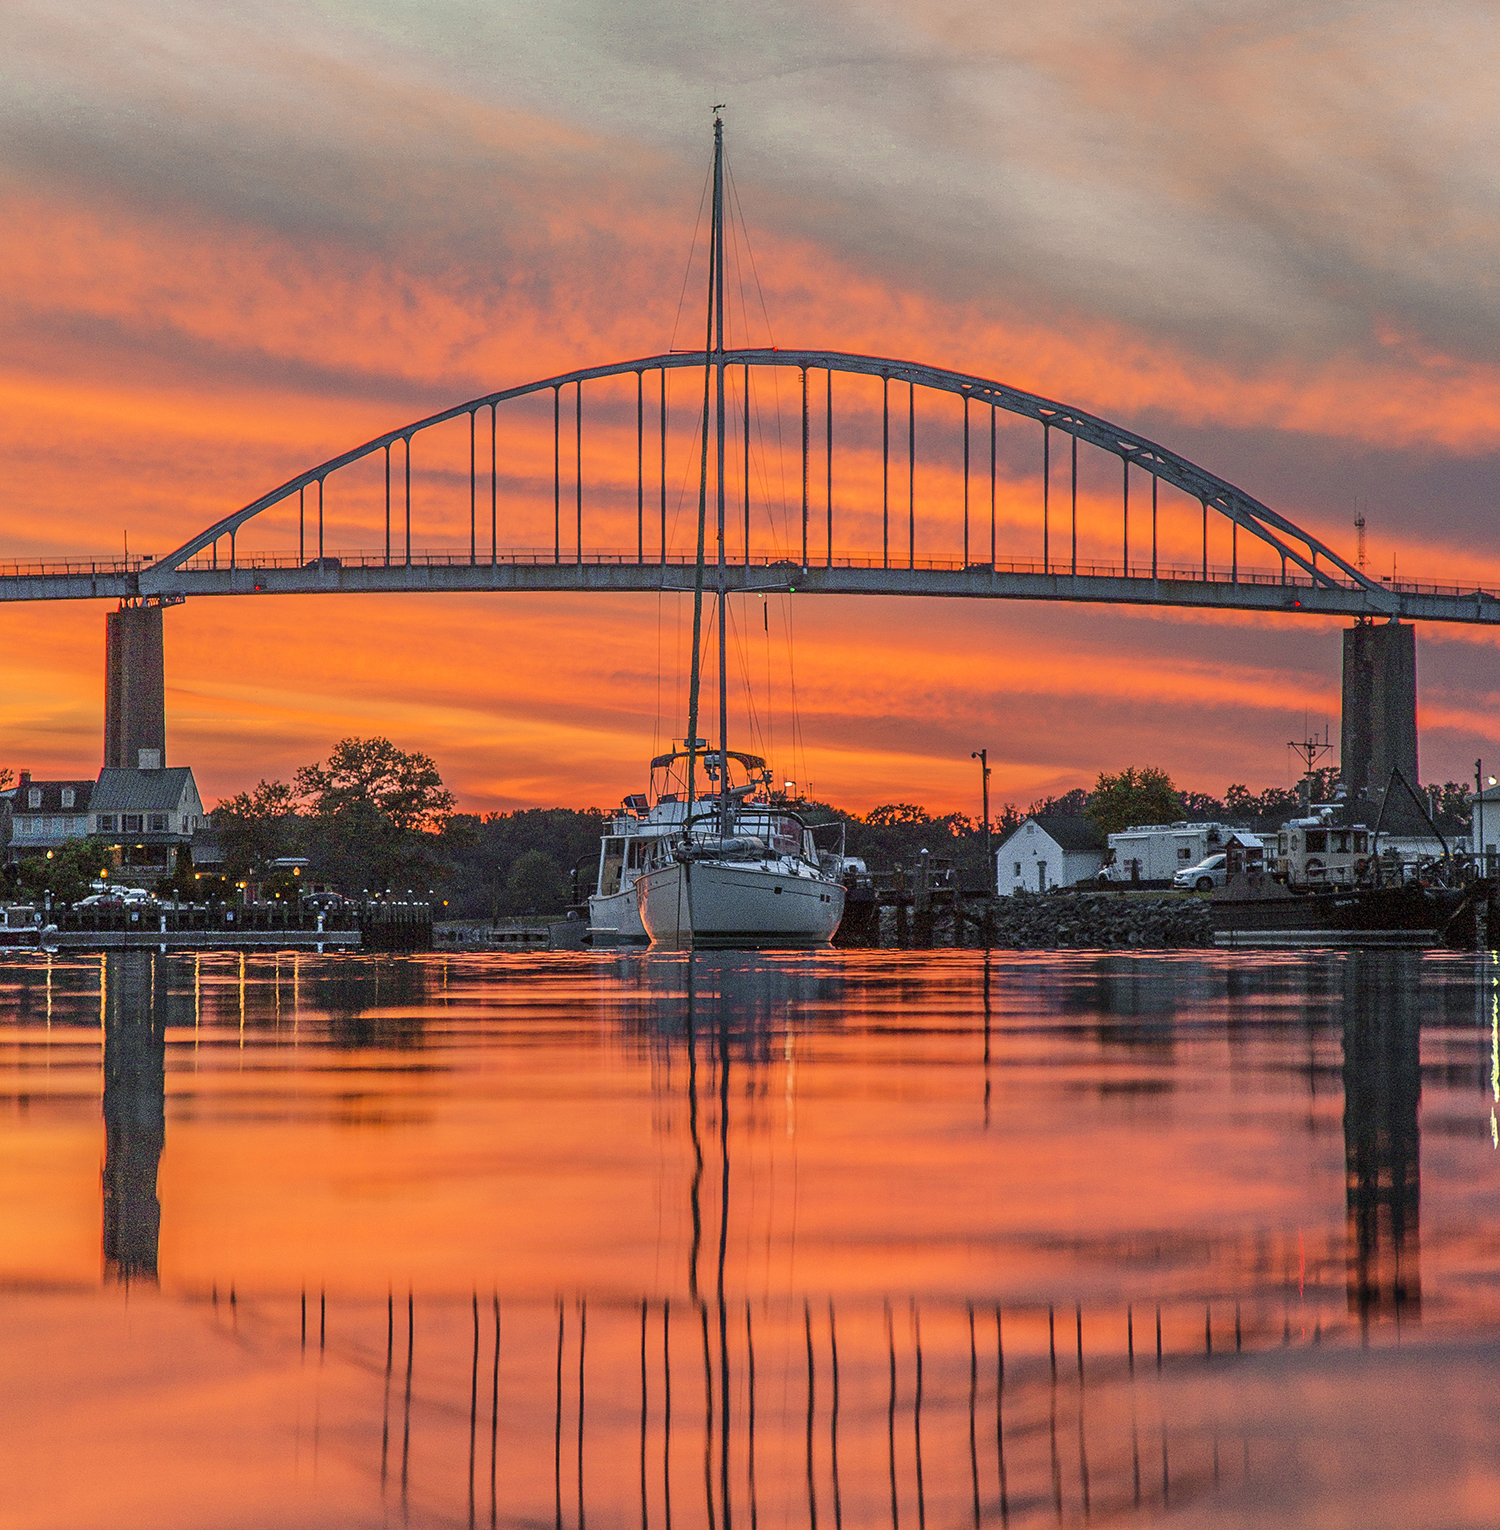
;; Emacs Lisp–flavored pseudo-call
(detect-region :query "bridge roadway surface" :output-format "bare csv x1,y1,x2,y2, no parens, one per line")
4,551,1500,624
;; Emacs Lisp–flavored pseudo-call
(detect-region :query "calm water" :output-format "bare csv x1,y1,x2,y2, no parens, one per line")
3,947,1500,1529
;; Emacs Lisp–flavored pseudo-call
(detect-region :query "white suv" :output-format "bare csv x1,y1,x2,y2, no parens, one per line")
1173,853,1228,892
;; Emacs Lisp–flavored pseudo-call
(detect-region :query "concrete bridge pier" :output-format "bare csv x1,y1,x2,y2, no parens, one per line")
104,602,166,769
1341,620,1418,809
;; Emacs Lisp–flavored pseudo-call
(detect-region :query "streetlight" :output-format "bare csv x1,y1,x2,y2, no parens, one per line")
971,749,993,897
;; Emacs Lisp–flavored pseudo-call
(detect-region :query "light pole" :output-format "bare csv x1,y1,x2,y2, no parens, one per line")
972,749,992,896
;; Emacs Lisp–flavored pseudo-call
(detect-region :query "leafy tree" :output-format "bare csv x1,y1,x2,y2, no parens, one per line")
214,739,457,897
295,738,454,832
15,837,111,905
504,850,570,915
214,779,303,878
1087,767,1182,836
1027,787,1091,819
864,804,933,827
1431,782,1473,837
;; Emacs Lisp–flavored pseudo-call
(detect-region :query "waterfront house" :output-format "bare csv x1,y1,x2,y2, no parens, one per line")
997,815,1106,895
90,766,206,880
3,772,98,854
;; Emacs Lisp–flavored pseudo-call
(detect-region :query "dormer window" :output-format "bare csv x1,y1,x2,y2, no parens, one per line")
27,789,40,809
61,789,75,808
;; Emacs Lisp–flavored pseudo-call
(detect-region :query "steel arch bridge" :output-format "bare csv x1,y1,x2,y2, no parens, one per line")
4,347,1497,625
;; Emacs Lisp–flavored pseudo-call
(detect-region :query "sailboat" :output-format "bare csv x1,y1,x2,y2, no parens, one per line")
634,115,846,948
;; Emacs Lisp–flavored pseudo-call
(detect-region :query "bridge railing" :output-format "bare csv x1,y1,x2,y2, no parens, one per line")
156,548,1500,600
7,545,1499,604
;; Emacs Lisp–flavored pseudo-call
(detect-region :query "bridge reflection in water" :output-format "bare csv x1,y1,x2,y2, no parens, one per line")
70,945,1465,1525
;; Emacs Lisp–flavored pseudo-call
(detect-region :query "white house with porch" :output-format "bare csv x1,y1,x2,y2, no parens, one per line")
997,815,1107,895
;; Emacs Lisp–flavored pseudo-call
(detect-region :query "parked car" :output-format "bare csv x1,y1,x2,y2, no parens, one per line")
1173,853,1228,892
78,892,127,909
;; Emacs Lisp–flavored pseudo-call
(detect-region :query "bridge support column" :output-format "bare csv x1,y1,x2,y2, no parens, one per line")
105,603,166,769
1341,621,1417,804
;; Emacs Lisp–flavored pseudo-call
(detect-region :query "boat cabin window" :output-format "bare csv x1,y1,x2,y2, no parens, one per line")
627,839,649,870
1331,831,1350,854
1304,830,1327,853
770,817,801,857
598,838,625,896
1354,831,1368,853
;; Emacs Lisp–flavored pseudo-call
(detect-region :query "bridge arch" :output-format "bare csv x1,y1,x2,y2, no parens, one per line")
140,349,1385,604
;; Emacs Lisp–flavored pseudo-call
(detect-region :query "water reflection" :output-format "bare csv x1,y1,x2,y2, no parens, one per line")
1343,954,1421,1325
3,947,1500,1528
101,957,165,1283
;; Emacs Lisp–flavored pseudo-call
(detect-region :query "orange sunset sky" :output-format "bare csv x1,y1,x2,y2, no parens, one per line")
2,1,1498,817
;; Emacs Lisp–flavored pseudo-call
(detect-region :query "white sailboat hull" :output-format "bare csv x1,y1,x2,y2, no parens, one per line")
587,884,649,944
636,860,845,947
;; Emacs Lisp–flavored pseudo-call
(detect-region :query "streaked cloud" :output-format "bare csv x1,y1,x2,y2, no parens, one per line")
1,0,1497,811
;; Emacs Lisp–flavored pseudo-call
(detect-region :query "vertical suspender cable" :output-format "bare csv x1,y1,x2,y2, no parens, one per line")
660,369,668,563
404,437,411,566
908,380,915,569
800,367,809,568
989,405,996,567
553,385,560,565
825,369,833,568
1201,501,1208,580
576,381,583,566
299,485,305,566
1151,474,1157,579
1122,455,1128,574
490,404,497,568
384,445,391,567
317,477,324,563
743,362,750,566
637,371,644,565
470,410,477,566
963,393,970,566
1043,423,1050,574
1070,433,1077,577
882,376,889,570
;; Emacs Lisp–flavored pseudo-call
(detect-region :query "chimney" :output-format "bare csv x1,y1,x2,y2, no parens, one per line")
19,771,30,788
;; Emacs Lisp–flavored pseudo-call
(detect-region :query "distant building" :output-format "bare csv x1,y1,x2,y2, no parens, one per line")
3,764,211,885
3,772,98,852
997,815,1106,895
91,766,206,880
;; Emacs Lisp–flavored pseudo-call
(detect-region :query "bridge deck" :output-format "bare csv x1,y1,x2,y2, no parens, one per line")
3,551,1498,623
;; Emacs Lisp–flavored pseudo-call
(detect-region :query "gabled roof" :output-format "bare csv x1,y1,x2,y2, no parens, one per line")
998,813,1106,855
92,767,200,814
1,779,95,812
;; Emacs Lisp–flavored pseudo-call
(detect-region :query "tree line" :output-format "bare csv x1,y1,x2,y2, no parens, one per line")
5,749,1479,914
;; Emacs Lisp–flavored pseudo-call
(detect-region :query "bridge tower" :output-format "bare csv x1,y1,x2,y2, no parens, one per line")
1340,620,1418,806
104,601,167,769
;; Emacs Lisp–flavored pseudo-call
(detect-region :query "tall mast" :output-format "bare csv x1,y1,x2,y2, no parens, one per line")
714,114,729,838
683,112,721,830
